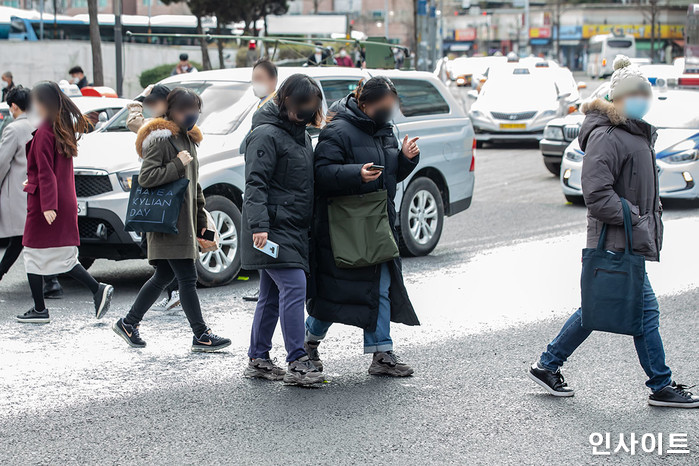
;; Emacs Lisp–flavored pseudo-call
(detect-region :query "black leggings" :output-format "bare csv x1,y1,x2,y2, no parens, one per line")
0,236,24,280
124,259,207,336
28,264,99,311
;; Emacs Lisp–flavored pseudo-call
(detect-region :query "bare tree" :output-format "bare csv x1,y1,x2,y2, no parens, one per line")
87,0,104,86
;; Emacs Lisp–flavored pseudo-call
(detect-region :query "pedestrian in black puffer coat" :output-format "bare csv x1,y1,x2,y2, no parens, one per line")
241,74,325,386
305,77,421,377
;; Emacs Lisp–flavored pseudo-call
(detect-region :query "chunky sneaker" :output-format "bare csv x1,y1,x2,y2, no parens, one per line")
243,290,259,302
43,277,64,299
244,357,286,380
112,318,146,348
151,296,169,311
16,308,50,323
528,362,575,397
94,283,114,319
368,351,414,377
152,291,182,311
304,340,324,372
192,330,231,353
649,382,699,408
283,356,325,386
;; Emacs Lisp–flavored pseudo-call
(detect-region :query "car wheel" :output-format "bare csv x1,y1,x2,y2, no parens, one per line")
565,194,585,206
399,177,445,256
196,195,241,287
78,257,96,270
544,160,561,176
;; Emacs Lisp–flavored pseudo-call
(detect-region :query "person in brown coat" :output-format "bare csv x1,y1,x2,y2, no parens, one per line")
112,88,231,352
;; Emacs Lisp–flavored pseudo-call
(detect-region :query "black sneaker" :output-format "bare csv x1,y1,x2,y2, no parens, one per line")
112,318,146,348
94,283,114,319
43,276,63,299
244,357,286,380
16,308,50,323
528,362,575,397
649,382,699,408
192,330,231,353
304,340,324,372
283,356,325,386
368,351,414,377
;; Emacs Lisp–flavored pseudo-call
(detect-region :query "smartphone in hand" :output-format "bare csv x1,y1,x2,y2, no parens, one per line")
254,239,279,258
368,164,385,171
198,229,216,241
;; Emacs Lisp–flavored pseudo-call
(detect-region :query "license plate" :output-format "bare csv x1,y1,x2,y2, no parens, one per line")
500,123,526,130
77,200,88,216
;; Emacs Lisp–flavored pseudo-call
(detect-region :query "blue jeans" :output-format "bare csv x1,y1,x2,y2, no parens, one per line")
540,273,672,392
248,268,307,362
306,263,393,354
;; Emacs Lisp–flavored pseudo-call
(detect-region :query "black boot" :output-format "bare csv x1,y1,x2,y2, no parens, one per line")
43,276,64,299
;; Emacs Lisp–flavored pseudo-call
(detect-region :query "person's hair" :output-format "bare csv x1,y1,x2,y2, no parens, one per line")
6,86,29,111
253,58,278,79
274,73,323,127
354,76,398,107
68,66,84,75
31,81,89,158
2,71,12,79
165,87,202,120
179,53,189,61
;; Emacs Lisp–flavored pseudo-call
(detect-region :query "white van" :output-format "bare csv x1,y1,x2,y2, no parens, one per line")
587,34,636,78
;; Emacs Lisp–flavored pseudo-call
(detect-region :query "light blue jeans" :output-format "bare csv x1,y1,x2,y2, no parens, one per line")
305,263,393,354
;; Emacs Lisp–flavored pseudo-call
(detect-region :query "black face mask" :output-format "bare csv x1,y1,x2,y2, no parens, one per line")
182,113,199,131
371,107,393,127
294,108,316,126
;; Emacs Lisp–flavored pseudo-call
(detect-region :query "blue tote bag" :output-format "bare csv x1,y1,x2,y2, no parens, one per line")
580,198,645,336
124,174,189,234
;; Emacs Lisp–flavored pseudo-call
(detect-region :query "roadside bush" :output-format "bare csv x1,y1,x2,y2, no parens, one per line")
139,61,202,88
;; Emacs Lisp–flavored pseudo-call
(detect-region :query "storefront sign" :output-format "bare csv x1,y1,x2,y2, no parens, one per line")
553,25,582,40
529,27,551,39
582,24,684,39
455,28,477,42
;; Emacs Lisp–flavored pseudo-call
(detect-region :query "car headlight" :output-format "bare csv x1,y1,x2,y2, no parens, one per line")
470,109,483,119
665,149,699,164
543,126,564,140
565,149,584,162
117,169,140,191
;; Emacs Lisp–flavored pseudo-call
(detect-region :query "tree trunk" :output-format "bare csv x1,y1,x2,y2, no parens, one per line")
52,0,57,39
215,16,224,69
650,5,656,62
87,0,104,86
196,16,212,70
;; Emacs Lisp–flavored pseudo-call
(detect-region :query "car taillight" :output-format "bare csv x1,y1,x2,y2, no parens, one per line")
679,77,699,87
602,58,607,67
567,105,577,114
470,139,476,172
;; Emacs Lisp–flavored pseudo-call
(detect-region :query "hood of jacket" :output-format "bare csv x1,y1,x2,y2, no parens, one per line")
579,98,656,152
135,117,203,158
329,94,393,136
251,100,307,144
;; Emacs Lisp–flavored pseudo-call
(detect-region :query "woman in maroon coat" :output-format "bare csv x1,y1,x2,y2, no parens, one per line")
16,82,114,323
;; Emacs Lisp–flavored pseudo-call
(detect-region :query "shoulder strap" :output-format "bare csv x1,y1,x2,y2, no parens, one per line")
167,137,180,153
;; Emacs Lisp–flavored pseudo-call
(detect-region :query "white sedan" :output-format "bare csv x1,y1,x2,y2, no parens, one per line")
468,69,574,142
561,89,699,203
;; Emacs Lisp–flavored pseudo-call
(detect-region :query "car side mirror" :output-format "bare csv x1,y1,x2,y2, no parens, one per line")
467,90,479,100
558,92,571,101
577,81,587,90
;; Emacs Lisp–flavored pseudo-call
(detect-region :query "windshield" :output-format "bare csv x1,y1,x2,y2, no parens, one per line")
481,77,558,102
645,92,699,129
101,81,254,135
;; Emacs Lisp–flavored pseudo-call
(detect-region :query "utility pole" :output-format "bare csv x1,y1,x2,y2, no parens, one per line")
524,0,530,55
114,0,123,96
385,0,390,39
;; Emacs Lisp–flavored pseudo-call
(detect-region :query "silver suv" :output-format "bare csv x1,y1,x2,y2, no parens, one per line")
73,67,475,286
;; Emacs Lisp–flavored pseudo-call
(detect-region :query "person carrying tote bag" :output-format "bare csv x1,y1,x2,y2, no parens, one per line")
527,56,699,408
112,88,231,353
305,77,421,377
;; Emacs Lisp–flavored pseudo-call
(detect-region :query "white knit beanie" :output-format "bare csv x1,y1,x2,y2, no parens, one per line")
608,55,651,101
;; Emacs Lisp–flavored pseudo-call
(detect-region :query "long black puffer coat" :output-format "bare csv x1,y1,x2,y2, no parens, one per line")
241,101,314,272
307,94,420,331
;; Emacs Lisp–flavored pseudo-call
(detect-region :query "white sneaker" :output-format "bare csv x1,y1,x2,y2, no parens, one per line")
165,290,182,311
151,296,169,311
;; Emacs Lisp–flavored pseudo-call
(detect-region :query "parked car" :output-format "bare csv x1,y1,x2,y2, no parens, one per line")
639,64,681,87
468,67,576,142
0,102,10,138
560,88,699,204
71,67,476,286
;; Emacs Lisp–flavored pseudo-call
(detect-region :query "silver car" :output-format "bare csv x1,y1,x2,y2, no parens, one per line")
72,67,475,286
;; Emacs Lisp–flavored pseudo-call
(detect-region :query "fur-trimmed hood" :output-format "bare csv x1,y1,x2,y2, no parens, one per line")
135,117,203,158
578,98,655,152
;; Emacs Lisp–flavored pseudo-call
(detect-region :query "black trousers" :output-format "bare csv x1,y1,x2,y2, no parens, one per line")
0,236,23,279
125,259,207,336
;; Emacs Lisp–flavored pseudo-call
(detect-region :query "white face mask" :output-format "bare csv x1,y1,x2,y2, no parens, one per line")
71,76,80,84
1,80,8,89
252,82,269,99
339,50,347,57
27,109,43,128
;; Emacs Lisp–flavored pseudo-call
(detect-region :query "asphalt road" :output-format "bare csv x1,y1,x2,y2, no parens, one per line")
1,143,698,465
